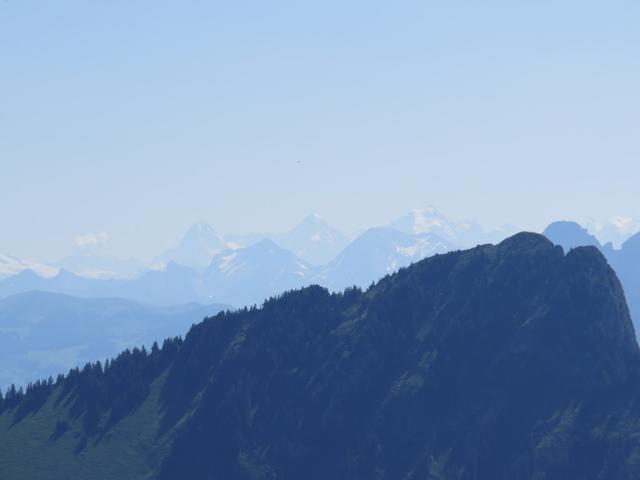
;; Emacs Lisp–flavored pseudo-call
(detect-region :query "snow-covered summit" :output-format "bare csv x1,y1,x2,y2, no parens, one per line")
387,207,507,247
272,214,350,265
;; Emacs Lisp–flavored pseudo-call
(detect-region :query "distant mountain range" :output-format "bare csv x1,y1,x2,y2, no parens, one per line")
386,206,511,247
0,208,494,281
155,214,350,269
3,210,640,315
0,228,457,308
53,252,146,279
585,216,640,248
4,210,640,285
202,239,314,306
0,254,57,280
0,292,226,389
3,233,640,479
0,265,203,307
311,228,456,291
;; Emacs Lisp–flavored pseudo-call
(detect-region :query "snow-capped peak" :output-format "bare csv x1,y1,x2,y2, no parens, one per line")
155,222,231,269
271,214,350,265
387,207,505,248
0,253,59,280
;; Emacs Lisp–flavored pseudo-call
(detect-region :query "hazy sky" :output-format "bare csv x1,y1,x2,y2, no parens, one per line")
2,1,639,260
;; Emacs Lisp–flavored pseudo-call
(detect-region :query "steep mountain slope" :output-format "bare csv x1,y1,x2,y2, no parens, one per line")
543,221,640,335
158,233,640,479
271,214,350,265
606,233,640,331
2,233,639,479
0,292,226,389
313,227,456,291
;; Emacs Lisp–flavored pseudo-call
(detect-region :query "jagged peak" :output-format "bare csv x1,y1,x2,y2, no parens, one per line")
291,213,333,231
185,222,219,236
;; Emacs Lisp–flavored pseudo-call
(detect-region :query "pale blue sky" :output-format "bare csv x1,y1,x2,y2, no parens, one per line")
1,1,639,260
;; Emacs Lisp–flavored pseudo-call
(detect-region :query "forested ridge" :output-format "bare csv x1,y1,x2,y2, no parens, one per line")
2,233,640,479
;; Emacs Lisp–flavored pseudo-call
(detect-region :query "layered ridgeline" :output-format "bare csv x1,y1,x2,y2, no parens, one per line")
0,230,454,307
1,233,640,479
544,221,640,332
0,292,227,389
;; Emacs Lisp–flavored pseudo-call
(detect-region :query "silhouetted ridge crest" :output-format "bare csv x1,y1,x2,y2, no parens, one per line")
497,231,556,250
156,232,640,479
2,232,640,479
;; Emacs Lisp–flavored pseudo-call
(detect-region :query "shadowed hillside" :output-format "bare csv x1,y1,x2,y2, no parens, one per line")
1,233,640,480
544,221,640,337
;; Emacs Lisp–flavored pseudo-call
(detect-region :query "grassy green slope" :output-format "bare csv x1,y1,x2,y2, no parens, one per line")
0,373,172,480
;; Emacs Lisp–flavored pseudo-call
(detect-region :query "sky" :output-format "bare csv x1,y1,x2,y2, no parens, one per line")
1,1,639,261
